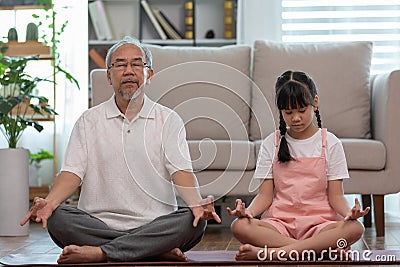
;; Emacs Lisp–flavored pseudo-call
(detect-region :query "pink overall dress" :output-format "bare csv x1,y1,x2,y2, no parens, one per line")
261,129,342,240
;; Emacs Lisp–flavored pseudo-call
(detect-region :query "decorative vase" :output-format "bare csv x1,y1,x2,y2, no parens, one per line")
0,148,29,236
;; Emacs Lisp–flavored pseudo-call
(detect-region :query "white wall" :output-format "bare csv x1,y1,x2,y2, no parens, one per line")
52,0,89,182
237,0,282,45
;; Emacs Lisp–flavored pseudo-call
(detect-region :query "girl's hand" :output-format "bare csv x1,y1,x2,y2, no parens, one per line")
344,198,370,221
226,199,253,219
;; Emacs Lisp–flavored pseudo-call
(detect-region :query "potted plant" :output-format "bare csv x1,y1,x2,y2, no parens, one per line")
28,148,53,187
0,55,57,148
0,1,79,237
0,55,56,236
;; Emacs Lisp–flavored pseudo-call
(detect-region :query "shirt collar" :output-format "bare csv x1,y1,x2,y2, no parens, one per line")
105,94,155,119
140,95,156,119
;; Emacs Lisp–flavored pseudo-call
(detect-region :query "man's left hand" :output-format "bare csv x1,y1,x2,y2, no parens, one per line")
191,195,221,227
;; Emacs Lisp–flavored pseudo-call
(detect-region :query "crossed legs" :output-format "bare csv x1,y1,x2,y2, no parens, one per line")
230,217,364,261
47,205,206,263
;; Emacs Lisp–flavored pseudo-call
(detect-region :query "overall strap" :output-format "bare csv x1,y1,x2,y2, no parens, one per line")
274,130,281,147
274,130,281,157
321,128,327,158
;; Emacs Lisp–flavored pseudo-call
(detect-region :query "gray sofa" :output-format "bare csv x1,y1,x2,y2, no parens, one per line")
90,40,400,236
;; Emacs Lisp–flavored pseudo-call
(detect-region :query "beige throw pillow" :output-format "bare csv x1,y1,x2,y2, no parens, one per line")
250,41,373,140
146,45,252,140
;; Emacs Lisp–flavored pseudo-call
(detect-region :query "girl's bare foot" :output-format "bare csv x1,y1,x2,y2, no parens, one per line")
236,244,267,261
159,248,188,261
57,245,107,264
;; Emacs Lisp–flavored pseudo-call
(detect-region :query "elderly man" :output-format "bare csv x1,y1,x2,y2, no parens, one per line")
21,36,220,264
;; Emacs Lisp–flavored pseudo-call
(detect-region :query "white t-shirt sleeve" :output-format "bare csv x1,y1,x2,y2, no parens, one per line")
162,111,193,175
253,132,275,180
326,133,350,180
61,114,88,180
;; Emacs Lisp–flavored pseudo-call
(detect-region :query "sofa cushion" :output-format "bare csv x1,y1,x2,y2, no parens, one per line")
195,171,257,196
146,45,252,140
253,139,385,171
250,41,373,140
188,140,255,171
341,139,386,170
90,69,113,106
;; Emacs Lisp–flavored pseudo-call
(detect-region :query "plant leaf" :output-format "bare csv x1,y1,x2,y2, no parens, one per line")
56,65,80,90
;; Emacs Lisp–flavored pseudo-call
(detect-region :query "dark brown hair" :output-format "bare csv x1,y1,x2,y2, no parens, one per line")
275,70,321,162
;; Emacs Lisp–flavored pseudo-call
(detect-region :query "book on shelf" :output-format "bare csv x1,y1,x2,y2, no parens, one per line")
88,0,113,41
223,0,235,39
152,9,183,40
140,0,167,40
89,48,106,69
184,1,194,39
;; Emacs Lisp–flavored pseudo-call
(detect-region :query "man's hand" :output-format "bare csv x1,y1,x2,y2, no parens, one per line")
344,198,370,221
191,195,221,227
20,197,54,229
226,198,253,219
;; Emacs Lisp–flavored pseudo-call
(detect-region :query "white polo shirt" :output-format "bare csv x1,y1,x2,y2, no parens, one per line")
61,95,193,231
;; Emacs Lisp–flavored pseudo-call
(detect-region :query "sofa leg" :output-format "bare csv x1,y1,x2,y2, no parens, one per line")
361,194,372,228
373,194,385,237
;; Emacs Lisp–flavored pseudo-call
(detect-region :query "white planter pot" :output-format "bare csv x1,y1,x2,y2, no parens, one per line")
0,148,29,236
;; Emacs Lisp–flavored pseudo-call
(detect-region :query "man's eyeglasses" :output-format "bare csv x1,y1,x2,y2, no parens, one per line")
109,60,150,71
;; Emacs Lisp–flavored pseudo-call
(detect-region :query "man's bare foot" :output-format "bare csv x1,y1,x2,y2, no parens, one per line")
159,248,188,261
57,245,107,264
236,244,267,261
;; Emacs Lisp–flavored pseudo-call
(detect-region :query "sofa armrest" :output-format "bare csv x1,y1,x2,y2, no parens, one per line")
370,70,400,193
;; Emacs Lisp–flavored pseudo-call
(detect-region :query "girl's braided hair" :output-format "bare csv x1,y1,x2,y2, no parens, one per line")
275,70,321,163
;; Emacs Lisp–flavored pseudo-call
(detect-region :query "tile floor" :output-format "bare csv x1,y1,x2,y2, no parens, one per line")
1,212,400,266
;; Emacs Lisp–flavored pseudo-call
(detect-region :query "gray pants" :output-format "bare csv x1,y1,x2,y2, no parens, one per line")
47,205,206,262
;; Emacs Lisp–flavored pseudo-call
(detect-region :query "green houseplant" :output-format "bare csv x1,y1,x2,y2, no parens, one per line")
28,148,53,186
0,1,79,236
0,56,44,236
0,55,57,148
29,148,54,165
0,2,80,148
0,56,56,236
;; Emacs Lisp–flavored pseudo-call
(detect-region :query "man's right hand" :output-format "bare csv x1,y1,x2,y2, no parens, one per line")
20,197,55,229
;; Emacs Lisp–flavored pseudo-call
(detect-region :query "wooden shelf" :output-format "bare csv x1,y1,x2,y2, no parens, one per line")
3,42,51,57
11,102,55,122
29,185,50,201
9,114,55,122
0,5,51,11
32,115,55,122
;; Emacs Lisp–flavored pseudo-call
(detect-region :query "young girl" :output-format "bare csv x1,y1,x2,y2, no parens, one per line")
227,70,370,261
